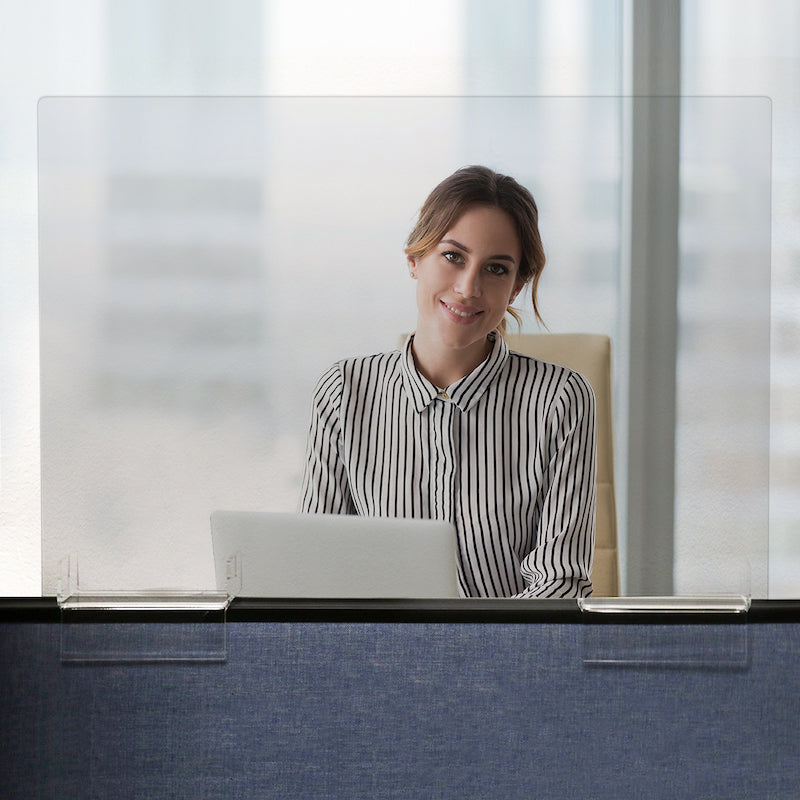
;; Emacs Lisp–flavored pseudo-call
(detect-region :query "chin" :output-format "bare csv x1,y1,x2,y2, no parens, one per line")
439,327,490,351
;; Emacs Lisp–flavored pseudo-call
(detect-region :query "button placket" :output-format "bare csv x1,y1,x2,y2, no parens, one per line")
431,400,456,520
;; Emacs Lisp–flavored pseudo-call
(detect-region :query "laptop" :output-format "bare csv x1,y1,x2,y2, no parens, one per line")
210,510,459,598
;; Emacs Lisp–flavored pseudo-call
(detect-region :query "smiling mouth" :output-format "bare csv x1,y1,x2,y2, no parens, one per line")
442,301,481,318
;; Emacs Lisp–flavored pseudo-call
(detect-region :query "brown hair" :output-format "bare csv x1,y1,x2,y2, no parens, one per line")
405,165,546,333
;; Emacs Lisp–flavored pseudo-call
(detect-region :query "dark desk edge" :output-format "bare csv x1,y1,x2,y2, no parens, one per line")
1,597,799,624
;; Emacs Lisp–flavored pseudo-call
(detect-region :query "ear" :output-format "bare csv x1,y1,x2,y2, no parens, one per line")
407,255,418,279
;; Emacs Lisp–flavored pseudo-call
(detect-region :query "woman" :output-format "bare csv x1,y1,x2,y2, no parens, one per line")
298,165,596,598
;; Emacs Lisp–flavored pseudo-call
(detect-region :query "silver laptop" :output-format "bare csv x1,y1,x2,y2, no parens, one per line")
211,510,459,598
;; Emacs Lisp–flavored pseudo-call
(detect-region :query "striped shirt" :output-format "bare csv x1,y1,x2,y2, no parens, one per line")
298,332,596,598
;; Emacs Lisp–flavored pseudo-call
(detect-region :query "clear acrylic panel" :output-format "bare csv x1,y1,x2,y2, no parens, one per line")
38,97,770,601
59,613,229,663
581,622,751,668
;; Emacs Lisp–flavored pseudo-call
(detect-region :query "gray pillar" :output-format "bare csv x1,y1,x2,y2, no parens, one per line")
624,1,681,595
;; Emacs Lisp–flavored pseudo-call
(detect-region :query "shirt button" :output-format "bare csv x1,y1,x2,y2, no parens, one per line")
440,390,450,400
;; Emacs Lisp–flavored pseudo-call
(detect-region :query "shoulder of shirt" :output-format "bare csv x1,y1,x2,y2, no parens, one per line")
315,351,403,406
505,347,576,378
331,348,403,373
505,348,595,398
315,349,402,383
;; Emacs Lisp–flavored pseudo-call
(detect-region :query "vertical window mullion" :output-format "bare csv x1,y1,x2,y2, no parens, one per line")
622,0,682,596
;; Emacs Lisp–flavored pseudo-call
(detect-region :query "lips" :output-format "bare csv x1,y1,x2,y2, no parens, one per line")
441,300,483,323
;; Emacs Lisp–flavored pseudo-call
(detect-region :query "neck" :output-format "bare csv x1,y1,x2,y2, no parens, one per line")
411,331,493,389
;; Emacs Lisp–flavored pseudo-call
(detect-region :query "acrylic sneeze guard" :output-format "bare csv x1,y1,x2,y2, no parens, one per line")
38,97,771,616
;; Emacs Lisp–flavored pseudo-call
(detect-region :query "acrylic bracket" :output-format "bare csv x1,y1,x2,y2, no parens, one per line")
57,554,233,664
578,594,752,668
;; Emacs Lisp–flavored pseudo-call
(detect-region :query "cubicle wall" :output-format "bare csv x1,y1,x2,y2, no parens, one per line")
1,600,798,799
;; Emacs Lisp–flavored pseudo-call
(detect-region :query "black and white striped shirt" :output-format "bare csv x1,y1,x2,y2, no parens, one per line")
298,333,596,598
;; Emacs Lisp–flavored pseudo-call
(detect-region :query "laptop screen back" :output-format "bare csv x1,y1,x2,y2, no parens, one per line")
211,511,459,598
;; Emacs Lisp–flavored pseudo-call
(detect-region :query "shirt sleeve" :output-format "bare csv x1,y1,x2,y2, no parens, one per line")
297,363,357,515
516,370,597,598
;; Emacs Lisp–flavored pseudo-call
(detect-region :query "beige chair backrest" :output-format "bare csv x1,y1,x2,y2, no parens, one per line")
505,333,619,596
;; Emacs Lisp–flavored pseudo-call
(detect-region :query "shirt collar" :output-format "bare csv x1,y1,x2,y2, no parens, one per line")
400,332,509,413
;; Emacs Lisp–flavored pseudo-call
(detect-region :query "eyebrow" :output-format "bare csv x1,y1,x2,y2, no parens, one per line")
441,239,517,263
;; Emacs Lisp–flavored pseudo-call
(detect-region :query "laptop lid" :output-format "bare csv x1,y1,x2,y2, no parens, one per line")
211,510,459,598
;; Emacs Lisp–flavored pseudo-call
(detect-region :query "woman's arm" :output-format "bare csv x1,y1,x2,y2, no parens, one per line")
297,364,357,515
516,370,597,598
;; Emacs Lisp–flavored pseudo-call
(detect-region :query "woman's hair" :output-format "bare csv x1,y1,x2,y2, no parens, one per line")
405,165,546,333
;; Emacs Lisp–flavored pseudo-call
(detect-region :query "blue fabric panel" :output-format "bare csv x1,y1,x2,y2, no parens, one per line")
1,621,798,799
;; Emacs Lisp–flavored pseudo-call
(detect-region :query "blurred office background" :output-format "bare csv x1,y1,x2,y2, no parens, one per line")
0,1,797,597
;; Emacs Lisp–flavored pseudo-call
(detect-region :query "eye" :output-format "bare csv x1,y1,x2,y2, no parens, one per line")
486,263,509,276
442,250,464,264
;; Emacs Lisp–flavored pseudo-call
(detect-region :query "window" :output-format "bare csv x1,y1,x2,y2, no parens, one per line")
0,1,796,597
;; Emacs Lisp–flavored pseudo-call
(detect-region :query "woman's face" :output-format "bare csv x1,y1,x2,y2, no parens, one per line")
408,205,524,355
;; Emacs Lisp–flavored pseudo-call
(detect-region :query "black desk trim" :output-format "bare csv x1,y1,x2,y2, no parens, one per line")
1,597,799,625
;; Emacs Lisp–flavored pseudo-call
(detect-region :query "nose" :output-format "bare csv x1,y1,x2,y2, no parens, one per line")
453,263,482,299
